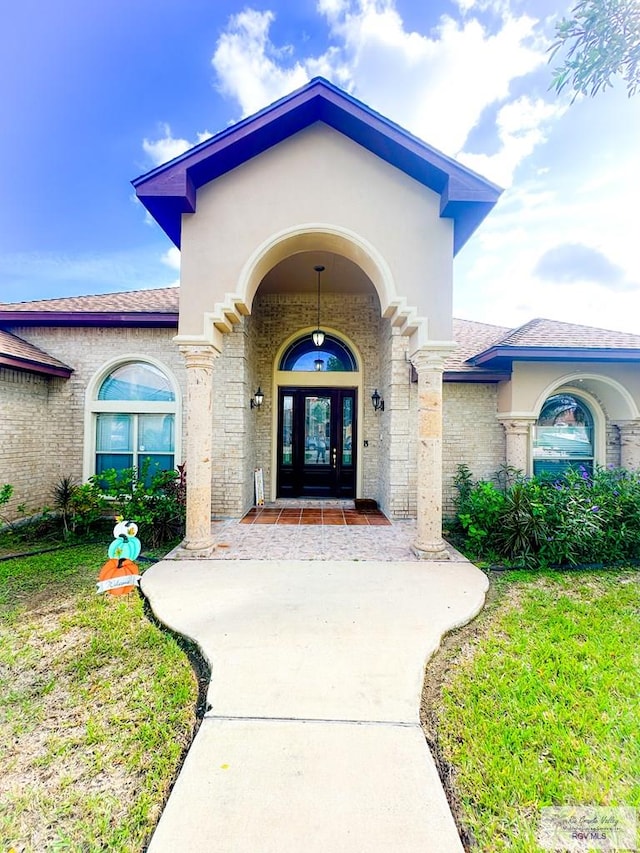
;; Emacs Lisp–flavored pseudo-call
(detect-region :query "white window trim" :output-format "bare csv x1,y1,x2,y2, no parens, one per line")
83,355,182,483
531,385,606,476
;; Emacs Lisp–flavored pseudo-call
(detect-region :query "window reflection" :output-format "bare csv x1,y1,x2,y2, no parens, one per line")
280,335,356,372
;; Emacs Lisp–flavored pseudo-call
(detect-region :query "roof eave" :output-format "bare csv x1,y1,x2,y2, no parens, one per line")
132,77,502,253
0,312,179,328
444,369,512,382
471,345,640,367
0,355,73,378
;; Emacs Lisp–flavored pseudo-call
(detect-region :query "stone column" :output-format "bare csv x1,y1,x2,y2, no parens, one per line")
615,420,640,470
498,418,535,475
179,345,219,556
410,344,456,560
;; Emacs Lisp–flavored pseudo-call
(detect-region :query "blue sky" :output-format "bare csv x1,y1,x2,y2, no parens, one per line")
2,0,639,332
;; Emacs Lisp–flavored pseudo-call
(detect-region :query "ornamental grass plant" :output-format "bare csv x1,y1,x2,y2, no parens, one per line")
451,464,640,568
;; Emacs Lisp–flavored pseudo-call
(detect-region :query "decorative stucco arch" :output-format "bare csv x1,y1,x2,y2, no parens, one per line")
532,372,639,423
501,371,640,476
238,222,398,318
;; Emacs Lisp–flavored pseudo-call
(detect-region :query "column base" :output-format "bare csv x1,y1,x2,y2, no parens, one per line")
411,539,451,561
172,538,217,559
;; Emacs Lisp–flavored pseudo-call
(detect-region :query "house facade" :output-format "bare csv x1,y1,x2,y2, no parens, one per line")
2,79,640,556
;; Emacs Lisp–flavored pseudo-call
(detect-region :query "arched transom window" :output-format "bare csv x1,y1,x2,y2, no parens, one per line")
93,361,177,482
279,334,357,372
533,393,594,476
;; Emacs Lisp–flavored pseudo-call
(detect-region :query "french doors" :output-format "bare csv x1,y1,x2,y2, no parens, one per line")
277,387,356,498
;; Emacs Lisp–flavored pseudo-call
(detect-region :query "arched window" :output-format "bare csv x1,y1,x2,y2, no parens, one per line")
279,334,357,372
92,361,177,484
532,393,594,476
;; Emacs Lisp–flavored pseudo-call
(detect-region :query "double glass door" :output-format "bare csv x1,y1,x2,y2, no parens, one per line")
277,388,356,498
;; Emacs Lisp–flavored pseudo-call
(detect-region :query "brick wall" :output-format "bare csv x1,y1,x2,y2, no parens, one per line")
6,320,590,527
442,382,505,516
0,368,53,518
249,292,382,510
0,326,185,523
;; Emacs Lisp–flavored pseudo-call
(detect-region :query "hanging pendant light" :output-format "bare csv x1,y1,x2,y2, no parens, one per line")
312,264,325,347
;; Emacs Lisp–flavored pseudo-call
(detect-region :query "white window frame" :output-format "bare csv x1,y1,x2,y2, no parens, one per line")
531,386,605,476
83,355,182,483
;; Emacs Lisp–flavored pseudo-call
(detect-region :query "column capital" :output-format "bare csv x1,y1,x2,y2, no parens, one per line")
179,344,220,369
410,341,458,374
614,419,640,436
498,417,536,436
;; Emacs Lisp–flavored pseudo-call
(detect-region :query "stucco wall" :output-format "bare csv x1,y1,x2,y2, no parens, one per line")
498,362,640,421
179,124,454,342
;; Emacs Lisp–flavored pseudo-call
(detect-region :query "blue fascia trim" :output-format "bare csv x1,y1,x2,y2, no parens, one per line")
132,77,502,253
0,313,179,329
444,370,511,383
470,346,640,368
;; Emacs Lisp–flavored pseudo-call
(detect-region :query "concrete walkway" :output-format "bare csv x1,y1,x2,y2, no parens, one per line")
141,558,489,852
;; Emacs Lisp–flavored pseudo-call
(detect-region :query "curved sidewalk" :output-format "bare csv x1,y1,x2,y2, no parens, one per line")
142,558,488,852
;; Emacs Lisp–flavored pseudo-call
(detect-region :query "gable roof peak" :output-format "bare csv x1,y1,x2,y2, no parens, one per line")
133,76,501,255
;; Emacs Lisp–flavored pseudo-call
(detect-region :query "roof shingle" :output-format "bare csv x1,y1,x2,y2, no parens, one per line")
447,318,513,370
0,329,73,375
494,317,640,350
0,286,179,314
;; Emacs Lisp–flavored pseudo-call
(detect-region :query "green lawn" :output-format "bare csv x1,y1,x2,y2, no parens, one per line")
0,544,198,852
430,570,640,852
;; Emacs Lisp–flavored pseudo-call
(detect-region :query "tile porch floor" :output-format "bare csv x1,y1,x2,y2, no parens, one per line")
240,505,392,526
177,500,465,562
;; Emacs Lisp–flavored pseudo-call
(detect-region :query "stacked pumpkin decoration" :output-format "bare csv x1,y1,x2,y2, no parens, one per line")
96,519,142,596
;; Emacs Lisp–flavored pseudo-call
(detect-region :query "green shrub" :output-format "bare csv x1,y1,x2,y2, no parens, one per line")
453,463,640,568
68,481,109,536
457,480,506,559
52,477,108,538
95,462,186,547
495,480,547,566
0,483,14,526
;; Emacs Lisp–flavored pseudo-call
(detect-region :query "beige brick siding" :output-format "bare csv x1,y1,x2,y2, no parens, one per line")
0,368,53,518
442,382,505,516
0,326,185,523
2,317,625,527
246,292,383,514
606,423,621,468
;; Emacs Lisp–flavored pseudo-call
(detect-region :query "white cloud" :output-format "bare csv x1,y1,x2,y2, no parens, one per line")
211,1,551,173
453,130,640,334
459,96,567,186
324,4,547,155
141,0,638,334
212,9,311,117
143,124,213,167
161,247,181,271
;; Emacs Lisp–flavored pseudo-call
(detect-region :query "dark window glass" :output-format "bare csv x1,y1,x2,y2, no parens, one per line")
533,394,594,477
280,335,357,372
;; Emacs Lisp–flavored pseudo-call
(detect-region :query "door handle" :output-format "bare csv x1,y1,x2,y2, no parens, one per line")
332,447,337,469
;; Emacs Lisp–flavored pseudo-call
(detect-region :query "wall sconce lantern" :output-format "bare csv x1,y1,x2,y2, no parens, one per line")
371,389,384,412
250,387,264,409
312,264,325,347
